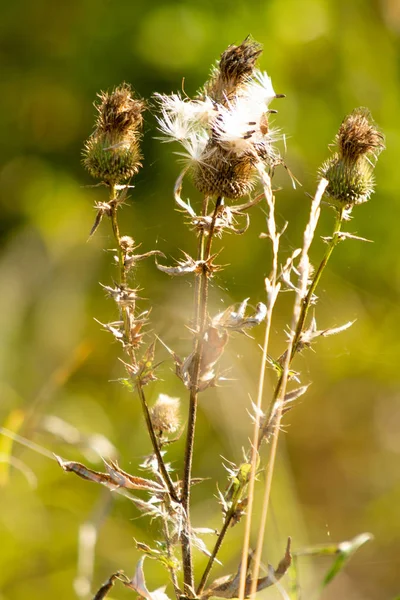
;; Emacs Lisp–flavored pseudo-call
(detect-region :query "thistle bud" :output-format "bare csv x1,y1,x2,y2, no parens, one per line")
319,108,384,206
83,83,145,184
150,394,180,435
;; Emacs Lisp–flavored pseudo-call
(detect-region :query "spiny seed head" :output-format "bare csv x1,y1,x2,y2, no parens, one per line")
320,154,375,206
83,83,145,184
337,107,385,163
157,38,283,201
150,394,180,434
192,144,257,199
319,107,384,206
204,37,262,103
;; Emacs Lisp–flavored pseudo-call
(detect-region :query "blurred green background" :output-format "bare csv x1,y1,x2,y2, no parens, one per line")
0,0,399,599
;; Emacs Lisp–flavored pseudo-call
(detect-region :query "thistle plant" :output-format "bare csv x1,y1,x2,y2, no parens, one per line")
54,38,384,600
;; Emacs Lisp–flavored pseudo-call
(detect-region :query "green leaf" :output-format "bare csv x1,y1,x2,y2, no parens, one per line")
321,532,373,588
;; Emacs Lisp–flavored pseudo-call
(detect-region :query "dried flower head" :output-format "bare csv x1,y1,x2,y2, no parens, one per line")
156,38,283,200
319,107,384,206
336,107,385,162
83,83,145,184
203,37,263,103
150,394,180,434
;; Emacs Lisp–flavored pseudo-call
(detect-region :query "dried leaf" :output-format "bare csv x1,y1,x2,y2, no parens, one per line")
55,455,116,489
284,384,310,402
212,299,267,331
103,459,166,493
124,556,171,600
174,167,196,218
201,538,292,599
92,572,127,600
300,317,355,346
156,252,199,276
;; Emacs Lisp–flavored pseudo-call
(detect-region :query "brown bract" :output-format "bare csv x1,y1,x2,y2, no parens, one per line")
337,107,385,163
203,37,262,103
83,83,145,184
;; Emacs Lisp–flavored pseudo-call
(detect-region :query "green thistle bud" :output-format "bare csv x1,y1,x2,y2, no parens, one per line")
319,107,384,207
83,83,145,185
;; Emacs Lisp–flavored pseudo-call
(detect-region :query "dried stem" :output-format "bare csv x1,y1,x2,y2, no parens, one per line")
181,195,223,595
108,184,179,503
238,169,280,600
196,509,234,595
250,179,330,597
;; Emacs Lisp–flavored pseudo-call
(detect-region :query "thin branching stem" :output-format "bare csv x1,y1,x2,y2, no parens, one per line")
181,196,223,595
291,204,346,358
260,201,346,431
108,184,179,503
135,383,180,502
196,509,234,595
250,179,330,597
238,170,280,600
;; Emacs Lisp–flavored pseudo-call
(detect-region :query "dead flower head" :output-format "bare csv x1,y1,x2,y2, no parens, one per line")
150,394,180,435
156,38,283,200
83,83,145,184
319,107,384,207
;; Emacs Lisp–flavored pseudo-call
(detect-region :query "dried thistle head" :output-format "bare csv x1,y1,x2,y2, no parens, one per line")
203,37,263,103
336,107,384,163
319,107,384,206
193,143,257,199
83,83,145,184
150,394,180,435
156,39,283,201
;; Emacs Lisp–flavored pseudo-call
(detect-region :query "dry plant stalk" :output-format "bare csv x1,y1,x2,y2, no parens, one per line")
58,37,384,600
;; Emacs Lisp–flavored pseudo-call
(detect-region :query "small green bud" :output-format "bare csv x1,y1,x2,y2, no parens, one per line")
83,83,145,185
320,153,375,206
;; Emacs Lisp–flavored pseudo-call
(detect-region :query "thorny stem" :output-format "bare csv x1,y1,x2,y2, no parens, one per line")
291,204,346,358
136,383,180,502
260,201,346,430
181,196,223,595
250,180,330,597
108,184,179,503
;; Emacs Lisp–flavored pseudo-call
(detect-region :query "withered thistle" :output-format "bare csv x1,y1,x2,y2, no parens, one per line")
150,394,181,436
156,37,283,200
53,37,385,600
83,83,145,184
319,107,385,206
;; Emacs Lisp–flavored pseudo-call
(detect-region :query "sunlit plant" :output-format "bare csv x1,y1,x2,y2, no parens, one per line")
58,37,384,600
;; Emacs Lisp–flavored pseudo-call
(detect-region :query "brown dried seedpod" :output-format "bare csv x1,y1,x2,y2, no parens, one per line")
204,37,262,103
193,144,256,199
83,83,145,184
336,107,385,163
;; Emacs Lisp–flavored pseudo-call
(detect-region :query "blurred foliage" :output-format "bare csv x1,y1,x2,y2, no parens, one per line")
0,1,399,599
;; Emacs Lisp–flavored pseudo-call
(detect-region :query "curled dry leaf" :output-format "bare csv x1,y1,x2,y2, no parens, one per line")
300,317,355,347
124,556,171,600
56,455,166,493
201,538,292,598
213,298,267,331
93,571,128,600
